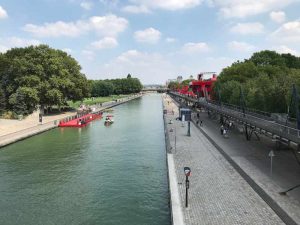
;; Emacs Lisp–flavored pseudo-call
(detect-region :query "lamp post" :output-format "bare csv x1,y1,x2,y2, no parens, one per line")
184,167,191,208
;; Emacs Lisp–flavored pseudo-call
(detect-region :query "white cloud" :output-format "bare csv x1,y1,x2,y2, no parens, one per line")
24,22,82,38
122,5,151,13
88,50,234,84
0,45,8,53
273,45,298,55
182,42,210,53
82,50,95,60
204,56,235,73
228,41,255,52
270,20,300,42
270,11,286,23
100,0,119,7
23,15,128,38
0,6,8,19
62,48,72,53
124,0,202,12
208,0,297,18
91,37,118,49
230,22,264,35
134,27,161,44
166,37,176,43
98,49,176,84
0,37,40,53
80,1,93,10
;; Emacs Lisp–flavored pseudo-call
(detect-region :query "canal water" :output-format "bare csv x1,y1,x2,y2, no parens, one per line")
0,94,170,225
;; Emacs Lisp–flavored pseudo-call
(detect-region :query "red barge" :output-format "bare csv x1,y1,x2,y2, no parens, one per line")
58,112,103,128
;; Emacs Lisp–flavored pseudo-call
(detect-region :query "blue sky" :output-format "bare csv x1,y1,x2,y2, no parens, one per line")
0,0,300,84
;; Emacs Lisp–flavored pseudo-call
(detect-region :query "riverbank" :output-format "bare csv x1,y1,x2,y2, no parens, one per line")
162,94,286,225
0,94,142,148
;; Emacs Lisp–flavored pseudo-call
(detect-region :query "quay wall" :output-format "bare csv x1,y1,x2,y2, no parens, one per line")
162,94,185,225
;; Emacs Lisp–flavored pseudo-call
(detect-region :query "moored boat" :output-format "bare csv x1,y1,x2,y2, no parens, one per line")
104,115,114,126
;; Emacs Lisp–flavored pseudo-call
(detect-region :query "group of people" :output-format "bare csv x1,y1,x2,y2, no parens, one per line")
220,121,233,137
196,112,203,126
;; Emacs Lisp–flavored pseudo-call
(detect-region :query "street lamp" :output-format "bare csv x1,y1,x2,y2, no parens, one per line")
184,167,191,208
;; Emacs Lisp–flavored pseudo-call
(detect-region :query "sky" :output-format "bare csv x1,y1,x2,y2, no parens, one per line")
0,0,300,84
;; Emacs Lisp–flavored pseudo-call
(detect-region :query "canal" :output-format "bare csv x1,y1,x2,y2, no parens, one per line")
0,94,170,225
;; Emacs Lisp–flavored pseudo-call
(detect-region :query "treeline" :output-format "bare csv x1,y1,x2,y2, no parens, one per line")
90,75,143,97
214,50,300,114
168,79,192,90
0,45,143,117
0,45,90,117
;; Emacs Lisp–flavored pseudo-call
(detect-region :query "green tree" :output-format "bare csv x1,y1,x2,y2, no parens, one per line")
0,45,90,114
181,79,193,86
9,87,39,115
168,81,180,90
0,86,5,115
249,50,286,67
219,61,259,83
214,50,300,113
91,80,115,97
281,53,300,69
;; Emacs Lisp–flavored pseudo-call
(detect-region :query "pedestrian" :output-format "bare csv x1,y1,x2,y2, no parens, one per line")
200,120,203,126
197,112,200,119
220,125,224,135
196,120,199,126
223,128,228,138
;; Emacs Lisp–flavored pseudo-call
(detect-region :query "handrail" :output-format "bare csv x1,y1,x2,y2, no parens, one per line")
170,92,300,143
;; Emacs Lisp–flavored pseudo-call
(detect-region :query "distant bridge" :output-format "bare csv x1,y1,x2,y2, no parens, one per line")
142,88,169,93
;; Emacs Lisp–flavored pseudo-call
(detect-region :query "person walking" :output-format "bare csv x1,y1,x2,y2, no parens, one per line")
220,125,224,135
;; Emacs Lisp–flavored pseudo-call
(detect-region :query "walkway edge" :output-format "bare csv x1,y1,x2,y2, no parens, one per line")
167,153,185,225
163,96,185,225
0,125,56,148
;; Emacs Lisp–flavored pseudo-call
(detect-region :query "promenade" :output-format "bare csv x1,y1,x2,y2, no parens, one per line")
0,94,142,148
163,94,286,225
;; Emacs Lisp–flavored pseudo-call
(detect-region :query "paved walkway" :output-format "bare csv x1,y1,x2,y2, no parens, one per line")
191,109,300,224
0,111,76,136
163,94,284,225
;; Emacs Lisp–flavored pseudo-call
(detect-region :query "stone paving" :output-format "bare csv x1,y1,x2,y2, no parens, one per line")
163,94,284,225
191,110,300,224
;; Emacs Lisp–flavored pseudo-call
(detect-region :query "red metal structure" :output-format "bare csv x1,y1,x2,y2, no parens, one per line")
176,72,217,99
189,72,217,99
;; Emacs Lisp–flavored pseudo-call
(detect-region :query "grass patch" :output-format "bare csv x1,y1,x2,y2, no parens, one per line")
67,95,130,109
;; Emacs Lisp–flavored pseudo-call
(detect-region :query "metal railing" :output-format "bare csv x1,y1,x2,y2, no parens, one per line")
170,92,300,144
